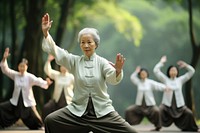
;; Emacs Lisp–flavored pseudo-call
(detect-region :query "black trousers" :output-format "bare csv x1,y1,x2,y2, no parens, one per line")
44,97,137,133
160,94,199,131
125,104,161,129
42,90,67,121
0,92,43,129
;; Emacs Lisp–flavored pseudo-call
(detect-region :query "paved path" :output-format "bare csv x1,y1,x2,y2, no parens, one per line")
0,123,199,133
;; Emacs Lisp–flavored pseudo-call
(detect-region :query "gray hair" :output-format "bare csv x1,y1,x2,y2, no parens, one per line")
77,28,100,46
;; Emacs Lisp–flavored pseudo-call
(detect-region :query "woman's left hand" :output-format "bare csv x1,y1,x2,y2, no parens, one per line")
109,53,125,76
46,77,53,86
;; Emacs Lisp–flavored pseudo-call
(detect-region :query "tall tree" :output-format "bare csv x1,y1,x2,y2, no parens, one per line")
185,0,200,113
20,0,47,106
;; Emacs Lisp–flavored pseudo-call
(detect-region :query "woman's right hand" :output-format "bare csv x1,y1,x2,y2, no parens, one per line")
135,66,141,73
48,54,55,62
2,47,10,62
42,13,53,38
160,55,167,64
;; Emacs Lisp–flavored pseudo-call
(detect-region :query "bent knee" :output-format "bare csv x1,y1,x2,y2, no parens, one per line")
44,113,54,125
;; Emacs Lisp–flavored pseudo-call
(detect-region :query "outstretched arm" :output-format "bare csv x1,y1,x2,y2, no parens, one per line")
42,13,53,38
2,47,10,62
177,60,195,83
153,55,168,82
1,48,17,80
44,54,59,79
130,66,141,85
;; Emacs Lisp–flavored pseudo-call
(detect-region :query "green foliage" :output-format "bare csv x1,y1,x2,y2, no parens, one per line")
67,0,143,47
1,0,200,120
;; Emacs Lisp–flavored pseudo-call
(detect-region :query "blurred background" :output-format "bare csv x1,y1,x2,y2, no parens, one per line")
0,0,199,123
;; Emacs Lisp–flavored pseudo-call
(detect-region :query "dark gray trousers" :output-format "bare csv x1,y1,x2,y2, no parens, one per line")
125,104,161,129
44,97,137,133
42,90,67,121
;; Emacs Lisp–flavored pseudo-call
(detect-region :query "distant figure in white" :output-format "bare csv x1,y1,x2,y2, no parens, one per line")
153,55,199,132
0,47,52,129
42,54,74,121
125,66,169,131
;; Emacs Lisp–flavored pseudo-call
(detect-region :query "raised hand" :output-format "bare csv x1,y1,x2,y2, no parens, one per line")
109,53,125,77
46,77,53,86
2,47,10,62
48,54,55,62
135,66,141,73
177,60,187,68
42,13,53,37
160,55,167,64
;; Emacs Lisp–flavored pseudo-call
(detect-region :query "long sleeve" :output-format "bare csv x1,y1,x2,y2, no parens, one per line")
103,59,123,85
29,74,49,89
153,62,168,83
150,80,166,91
179,64,195,84
42,33,77,73
44,61,59,80
130,71,140,85
1,60,18,80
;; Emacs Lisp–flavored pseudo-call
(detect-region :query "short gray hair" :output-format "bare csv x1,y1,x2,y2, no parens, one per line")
77,28,100,46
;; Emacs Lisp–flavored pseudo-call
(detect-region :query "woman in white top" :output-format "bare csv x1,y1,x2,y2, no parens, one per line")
42,54,74,121
41,13,137,133
153,55,199,131
125,66,168,131
0,48,52,129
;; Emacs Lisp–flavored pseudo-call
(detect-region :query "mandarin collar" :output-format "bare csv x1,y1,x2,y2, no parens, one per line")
170,77,177,80
83,53,96,61
19,71,27,76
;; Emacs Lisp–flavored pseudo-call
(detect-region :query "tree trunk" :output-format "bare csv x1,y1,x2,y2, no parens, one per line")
55,0,75,46
0,0,8,101
20,0,46,109
185,0,200,115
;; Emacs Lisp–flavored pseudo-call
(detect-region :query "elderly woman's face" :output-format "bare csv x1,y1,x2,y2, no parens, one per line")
80,34,97,58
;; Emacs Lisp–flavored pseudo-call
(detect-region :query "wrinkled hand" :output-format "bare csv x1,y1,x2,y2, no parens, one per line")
42,13,53,37
177,60,187,68
160,55,167,64
109,53,125,77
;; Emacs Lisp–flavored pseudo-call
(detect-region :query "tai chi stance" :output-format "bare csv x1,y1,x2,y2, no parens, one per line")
41,13,137,133
0,48,52,129
125,66,169,131
42,54,74,121
153,55,199,132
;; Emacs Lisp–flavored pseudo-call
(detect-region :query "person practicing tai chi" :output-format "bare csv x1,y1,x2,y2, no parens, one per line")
41,13,137,133
125,66,169,131
42,54,74,121
153,55,199,132
0,47,52,130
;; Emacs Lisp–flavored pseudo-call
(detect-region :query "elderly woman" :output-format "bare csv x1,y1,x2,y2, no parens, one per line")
153,55,199,132
41,13,137,133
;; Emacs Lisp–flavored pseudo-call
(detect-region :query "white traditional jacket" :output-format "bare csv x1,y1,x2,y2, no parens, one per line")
130,71,166,106
44,61,74,104
42,33,123,118
153,62,195,108
1,60,48,107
